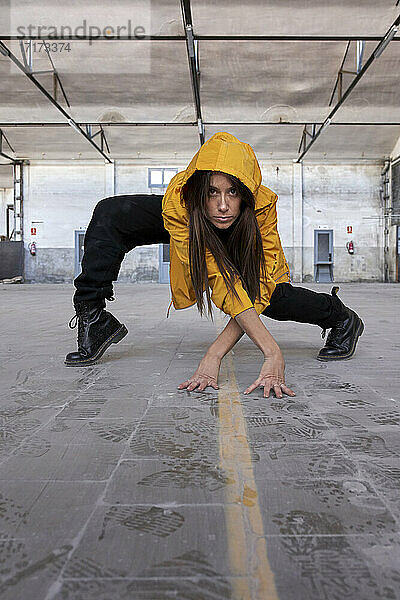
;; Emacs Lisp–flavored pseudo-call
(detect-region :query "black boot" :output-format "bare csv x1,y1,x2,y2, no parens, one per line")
317,287,364,361
65,301,128,366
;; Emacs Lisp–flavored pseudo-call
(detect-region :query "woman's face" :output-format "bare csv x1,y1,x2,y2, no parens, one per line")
205,173,242,229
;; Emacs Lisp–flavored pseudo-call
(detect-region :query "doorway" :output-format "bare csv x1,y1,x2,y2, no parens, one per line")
159,243,170,284
74,230,86,279
314,229,333,282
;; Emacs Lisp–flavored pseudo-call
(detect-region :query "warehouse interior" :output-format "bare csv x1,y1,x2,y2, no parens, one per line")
1,1,400,599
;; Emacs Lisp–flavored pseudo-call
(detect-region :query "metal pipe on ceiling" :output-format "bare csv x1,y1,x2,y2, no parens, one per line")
0,40,112,163
0,151,17,163
1,122,400,128
1,35,400,42
180,0,204,146
296,14,400,162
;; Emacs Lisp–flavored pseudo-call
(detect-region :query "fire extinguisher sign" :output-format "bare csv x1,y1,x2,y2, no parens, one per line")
347,226,352,234
31,227,37,235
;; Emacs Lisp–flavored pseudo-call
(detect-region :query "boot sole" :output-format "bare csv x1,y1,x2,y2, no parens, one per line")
317,319,364,362
64,324,128,367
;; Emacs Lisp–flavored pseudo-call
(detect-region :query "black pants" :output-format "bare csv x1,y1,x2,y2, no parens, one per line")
74,195,346,329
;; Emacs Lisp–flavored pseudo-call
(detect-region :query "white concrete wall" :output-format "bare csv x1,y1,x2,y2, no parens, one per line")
262,161,383,282
302,163,383,282
22,159,385,284
23,161,111,282
24,162,111,248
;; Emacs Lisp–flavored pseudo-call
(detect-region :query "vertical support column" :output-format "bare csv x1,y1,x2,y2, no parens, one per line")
292,160,303,282
13,162,24,242
382,162,390,282
105,160,115,197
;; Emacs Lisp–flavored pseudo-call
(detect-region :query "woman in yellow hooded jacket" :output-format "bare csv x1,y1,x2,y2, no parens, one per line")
66,132,364,398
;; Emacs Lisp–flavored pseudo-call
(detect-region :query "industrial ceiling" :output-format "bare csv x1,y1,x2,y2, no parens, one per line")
0,0,399,165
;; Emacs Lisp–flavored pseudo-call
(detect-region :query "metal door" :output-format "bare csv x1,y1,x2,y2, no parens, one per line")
159,243,170,284
314,229,333,282
74,230,86,279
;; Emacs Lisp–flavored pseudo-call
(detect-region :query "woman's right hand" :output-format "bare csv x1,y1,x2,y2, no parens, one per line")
178,354,221,392
244,351,296,398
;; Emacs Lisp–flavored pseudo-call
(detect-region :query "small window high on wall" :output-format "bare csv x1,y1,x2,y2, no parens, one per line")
148,168,178,189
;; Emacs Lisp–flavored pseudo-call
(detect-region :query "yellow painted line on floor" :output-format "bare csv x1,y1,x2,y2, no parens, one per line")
216,318,279,599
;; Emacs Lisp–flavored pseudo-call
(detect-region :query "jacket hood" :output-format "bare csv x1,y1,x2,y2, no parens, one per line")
181,132,262,195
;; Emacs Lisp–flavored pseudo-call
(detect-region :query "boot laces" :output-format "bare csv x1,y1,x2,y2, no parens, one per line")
69,314,78,329
326,320,346,344
68,312,87,348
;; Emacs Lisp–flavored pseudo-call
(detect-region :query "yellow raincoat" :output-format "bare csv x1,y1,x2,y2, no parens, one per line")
162,132,290,318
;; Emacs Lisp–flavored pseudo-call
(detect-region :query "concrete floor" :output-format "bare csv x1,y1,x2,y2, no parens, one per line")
0,282,399,600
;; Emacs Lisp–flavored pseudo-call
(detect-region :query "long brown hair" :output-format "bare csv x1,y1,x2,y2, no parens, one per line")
183,170,267,317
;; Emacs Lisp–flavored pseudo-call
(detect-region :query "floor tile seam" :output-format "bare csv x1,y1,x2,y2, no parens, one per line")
113,462,385,481
59,575,247,581
54,417,143,421
69,397,149,401
116,458,224,465
0,369,112,470
155,327,194,382
243,422,385,432
55,396,158,588
0,442,136,449
42,378,156,599
99,501,227,508
42,478,108,600
245,474,400,486
307,423,400,433
0,478,119,483
248,532,400,538
115,399,156,466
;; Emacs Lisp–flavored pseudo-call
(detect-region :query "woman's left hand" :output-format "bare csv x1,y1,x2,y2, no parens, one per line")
244,352,296,398
178,355,220,392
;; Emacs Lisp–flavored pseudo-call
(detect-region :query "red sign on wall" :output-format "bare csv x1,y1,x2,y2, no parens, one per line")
31,227,37,235
347,226,352,234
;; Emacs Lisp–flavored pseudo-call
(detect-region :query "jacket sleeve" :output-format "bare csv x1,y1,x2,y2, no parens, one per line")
258,194,291,284
252,194,290,314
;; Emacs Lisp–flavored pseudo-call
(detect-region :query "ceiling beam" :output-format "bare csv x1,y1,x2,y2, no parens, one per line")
0,129,18,163
1,35,400,42
0,151,17,163
328,41,351,106
0,122,400,128
180,0,204,146
0,41,112,163
297,14,400,162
